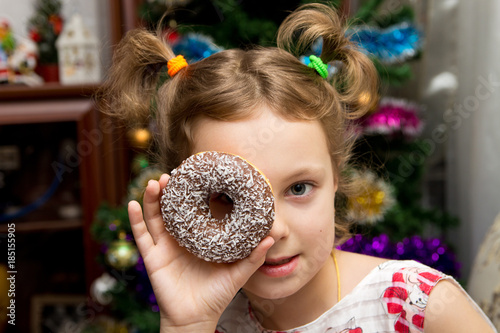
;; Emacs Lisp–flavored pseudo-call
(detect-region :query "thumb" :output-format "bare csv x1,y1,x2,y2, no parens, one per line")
231,236,274,287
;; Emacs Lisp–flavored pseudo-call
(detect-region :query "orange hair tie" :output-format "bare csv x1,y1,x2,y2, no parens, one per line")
167,55,188,77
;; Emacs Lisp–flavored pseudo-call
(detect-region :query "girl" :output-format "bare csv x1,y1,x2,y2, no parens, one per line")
99,4,496,333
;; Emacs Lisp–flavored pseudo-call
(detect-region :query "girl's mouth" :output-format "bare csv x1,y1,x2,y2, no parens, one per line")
265,257,294,265
259,255,299,278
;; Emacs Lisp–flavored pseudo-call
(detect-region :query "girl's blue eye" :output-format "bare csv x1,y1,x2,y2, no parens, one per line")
288,183,312,196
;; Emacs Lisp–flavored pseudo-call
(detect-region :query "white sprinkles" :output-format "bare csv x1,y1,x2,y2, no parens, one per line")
160,151,275,263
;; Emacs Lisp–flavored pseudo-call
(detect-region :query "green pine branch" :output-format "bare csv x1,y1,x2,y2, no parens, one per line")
350,0,385,24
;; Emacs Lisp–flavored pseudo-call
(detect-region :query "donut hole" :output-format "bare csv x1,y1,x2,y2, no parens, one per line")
209,192,234,220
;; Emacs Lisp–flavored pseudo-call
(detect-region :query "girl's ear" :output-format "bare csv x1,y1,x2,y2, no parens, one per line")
331,158,340,193
333,171,339,193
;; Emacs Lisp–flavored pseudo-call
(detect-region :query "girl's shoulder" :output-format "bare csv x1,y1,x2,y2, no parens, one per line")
335,250,390,297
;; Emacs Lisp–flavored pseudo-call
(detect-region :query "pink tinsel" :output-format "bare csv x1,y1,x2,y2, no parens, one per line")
358,98,423,138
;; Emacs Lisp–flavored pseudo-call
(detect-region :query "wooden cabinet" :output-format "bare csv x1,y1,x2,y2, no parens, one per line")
0,84,130,332
0,2,133,331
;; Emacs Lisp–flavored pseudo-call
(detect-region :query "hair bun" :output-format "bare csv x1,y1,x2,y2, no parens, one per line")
277,3,379,118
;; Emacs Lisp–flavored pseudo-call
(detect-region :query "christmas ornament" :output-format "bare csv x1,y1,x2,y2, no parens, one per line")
127,128,152,149
339,234,461,277
105,232,139,270
90,272,117,305
0,19,15,54
346,169,395,224
0,18,42,85
0,20,14,84
357,97,423,138
309,22,421,65
56,14,101,84
172,33,223,62
131,154,150,175
347,22,422,64
28,0,63,65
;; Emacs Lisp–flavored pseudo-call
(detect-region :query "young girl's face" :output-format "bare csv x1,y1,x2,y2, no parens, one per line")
191,105,338,300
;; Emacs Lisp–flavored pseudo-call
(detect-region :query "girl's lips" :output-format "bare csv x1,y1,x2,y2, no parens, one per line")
258,255,299,278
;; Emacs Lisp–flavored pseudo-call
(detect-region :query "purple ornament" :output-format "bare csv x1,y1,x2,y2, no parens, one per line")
339,234,461,278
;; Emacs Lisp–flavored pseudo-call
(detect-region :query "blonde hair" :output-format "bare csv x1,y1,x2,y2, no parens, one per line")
97,3,379,244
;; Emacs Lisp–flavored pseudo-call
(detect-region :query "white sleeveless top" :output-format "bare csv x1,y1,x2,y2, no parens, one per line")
216,260,496,333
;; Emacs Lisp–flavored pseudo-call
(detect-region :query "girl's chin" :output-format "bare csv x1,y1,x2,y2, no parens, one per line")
243,277,302,300
243,286,297,301
244,253,333,301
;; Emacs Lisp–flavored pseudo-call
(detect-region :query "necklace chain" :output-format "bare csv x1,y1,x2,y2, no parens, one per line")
332,250,341,303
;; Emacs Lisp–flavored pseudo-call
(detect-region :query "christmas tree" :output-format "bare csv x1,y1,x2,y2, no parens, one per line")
27,0,63,64
88,1,460,331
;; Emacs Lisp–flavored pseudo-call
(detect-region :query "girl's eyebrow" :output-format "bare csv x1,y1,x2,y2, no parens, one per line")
284,165,325,181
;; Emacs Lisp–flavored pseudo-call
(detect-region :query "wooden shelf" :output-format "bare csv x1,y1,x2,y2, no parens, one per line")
0,98,94,125
0,82,99,101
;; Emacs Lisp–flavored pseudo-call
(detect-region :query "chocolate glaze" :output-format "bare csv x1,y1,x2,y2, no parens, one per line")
160,151,275,263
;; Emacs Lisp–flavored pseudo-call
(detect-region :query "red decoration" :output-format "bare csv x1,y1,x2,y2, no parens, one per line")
49,14,63,35
29,29,41,43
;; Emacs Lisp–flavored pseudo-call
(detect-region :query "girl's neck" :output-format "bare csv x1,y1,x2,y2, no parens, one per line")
245,255,339,331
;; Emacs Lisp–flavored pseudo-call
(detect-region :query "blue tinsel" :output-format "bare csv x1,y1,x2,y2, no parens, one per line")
172,33,224,63
310,23,422,64
172,22,421,67
347,23,422,64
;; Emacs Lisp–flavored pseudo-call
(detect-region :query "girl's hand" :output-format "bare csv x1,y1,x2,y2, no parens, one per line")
128,174,274,333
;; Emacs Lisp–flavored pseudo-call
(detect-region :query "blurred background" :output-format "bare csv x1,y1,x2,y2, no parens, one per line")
0,0,499,331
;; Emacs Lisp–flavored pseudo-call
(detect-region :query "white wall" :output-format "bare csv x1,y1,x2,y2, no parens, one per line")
0,0,35,38
448,0,500,279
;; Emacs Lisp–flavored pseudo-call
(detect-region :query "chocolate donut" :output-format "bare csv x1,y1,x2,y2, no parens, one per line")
160,151,275,263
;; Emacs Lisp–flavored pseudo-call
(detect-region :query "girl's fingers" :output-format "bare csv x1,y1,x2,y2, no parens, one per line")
158,173,170,189
143,178,169,245
152,174,171,244
128,200,155,256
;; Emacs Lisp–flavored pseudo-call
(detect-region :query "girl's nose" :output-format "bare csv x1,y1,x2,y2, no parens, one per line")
268,203,289,241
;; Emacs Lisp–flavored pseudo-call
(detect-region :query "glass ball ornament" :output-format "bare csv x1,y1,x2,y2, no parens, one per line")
90,272,117,305
105,238,139,270
127,128,152,149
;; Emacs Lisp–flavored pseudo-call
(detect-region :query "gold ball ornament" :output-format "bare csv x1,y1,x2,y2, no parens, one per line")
346,169,395,224
105,234,139,270
127,128,152,149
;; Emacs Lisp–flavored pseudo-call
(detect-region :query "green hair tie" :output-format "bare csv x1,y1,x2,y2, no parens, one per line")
308,55,328,79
